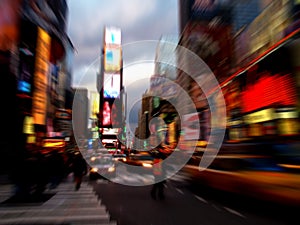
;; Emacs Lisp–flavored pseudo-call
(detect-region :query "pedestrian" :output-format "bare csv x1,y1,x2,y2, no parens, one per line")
48,150,65,189
72,152,87,191
150,156,166,200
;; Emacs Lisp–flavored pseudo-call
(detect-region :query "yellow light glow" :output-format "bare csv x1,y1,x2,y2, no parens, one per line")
43,141,65,148
142,163,153,168
91,168,98,172
278,164,300,169
244,108,275,124
32,27,51,125
108,167,115,172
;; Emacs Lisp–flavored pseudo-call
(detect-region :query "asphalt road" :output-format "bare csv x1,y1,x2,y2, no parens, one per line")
89,169,299,225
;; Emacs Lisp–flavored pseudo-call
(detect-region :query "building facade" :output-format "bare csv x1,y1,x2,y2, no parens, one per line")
0,0,74,177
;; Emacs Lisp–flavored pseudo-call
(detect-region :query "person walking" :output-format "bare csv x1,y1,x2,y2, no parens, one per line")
48,151,65,189
72,152,87,191
150,157,166,200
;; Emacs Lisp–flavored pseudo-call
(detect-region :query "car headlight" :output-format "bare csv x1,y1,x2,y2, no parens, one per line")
108,167,115,172
122,158,127,162
142,163,152,168
91,167,98,172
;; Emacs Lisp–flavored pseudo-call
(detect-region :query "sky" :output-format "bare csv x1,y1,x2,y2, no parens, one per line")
67,0,179,93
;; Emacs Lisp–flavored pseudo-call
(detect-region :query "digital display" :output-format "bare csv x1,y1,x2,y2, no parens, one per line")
102,99,122,128
103,73,120,98
90,92,100,119
242,74,296,113
18,81,31,93
182,113,200,140
153,97,160,108
32,27,51,125
105,26,121,45
18,47,34,93
104,47,121,71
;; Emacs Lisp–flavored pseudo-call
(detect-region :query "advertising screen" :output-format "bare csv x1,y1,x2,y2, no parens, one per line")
32,27,51,125
242,73,297,113
90,92,100,119
104,47,122,71
18,47,35,94
103,73,120,98
102,99,122,128
105,26,121,45
183,113,200,140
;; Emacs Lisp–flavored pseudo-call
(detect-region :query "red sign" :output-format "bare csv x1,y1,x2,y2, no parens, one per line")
242,74,296,113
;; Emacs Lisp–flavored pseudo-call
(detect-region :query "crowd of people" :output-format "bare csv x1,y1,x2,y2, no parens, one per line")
10,146,88,199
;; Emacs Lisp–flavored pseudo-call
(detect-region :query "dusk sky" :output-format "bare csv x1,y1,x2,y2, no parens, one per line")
67,0,179,93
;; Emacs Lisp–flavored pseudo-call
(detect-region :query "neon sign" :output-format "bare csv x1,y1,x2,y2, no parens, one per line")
242,74,296,113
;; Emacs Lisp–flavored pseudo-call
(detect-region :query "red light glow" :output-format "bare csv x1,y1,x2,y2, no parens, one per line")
242,74,296,113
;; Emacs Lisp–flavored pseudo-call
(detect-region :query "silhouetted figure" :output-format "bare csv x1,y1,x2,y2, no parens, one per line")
48,151,65,189
12,148,48,200
72,152,87,191
151,157,166,200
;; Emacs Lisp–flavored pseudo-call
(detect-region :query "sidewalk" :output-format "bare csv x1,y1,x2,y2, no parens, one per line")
0,174,117,225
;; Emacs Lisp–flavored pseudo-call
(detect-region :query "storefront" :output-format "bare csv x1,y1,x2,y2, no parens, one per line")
223,33,299,143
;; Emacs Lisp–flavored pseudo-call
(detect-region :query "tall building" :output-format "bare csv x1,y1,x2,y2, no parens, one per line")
154,34,179,80
144,35,180,149
98,26,123,131
223,0,299,142
177,0,233,149
0,0,74,177
72,88,89,139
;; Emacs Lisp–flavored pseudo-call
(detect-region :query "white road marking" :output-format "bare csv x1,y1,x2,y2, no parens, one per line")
224,207,246,218
175,188,184,195
194,195,208,204
211,204,222,211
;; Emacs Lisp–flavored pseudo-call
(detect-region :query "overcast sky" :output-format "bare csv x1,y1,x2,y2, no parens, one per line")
67,0,179,92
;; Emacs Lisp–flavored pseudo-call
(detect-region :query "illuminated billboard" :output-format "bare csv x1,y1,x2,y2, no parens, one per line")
101,99,122,128
32,27,51,125
90,92,100,119
105,26,121,45
103,73,121,98
101,26,123,129
104,47,122,71
183,113,200,140
242,73,297,113
18,47,35,94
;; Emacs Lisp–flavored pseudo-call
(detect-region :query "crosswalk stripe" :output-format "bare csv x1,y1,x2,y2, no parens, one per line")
0,181,116,225
194,195,208,203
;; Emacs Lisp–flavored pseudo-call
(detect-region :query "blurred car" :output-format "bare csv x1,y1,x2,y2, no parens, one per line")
125,152,155,169
88,154,116,180
104,142,116,149
112,153,127,163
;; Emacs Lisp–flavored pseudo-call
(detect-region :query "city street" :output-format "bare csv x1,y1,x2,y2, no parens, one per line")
90,169,299,225
1,1,300,225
